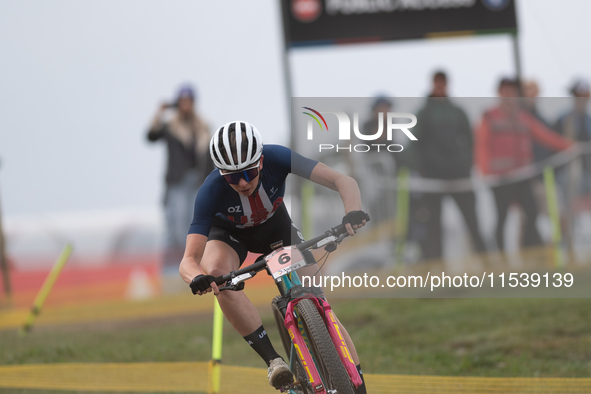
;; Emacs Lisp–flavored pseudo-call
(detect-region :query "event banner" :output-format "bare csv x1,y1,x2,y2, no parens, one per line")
283,0,518,47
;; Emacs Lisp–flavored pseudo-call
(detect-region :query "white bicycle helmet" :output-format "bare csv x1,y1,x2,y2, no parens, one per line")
210,121,263,171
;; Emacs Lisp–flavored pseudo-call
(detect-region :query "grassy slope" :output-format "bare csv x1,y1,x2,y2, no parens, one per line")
339,298,591,377
1,298,590,384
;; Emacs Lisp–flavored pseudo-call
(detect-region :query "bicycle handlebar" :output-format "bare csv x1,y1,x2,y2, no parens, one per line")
296,223,349,251
213,258,268,286
212,222,351,288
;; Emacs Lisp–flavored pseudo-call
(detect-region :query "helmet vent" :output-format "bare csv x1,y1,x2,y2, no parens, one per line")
209,121,263,171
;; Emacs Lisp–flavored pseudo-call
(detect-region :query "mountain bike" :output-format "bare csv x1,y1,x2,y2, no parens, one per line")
212,223,363,393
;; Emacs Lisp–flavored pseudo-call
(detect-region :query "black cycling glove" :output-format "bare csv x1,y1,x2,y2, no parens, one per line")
342,210,370,227
190,274,216,295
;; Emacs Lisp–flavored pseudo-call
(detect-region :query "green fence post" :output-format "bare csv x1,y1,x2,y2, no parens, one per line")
395,168,410,264
543,166,565,269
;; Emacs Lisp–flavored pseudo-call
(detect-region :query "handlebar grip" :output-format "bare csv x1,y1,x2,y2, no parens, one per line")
331,223,348,236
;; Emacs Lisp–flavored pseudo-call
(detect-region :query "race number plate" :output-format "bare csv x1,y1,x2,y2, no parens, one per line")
266,246,307,280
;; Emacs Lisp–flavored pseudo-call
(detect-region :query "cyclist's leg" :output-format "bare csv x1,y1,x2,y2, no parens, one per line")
199,240,262,337
200,238,292,388
206,220,287,361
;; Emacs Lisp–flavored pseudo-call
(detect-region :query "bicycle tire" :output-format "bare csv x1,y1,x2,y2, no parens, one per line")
297,299,356,394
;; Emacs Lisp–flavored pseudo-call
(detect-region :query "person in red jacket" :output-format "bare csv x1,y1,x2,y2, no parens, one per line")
475,78,572,252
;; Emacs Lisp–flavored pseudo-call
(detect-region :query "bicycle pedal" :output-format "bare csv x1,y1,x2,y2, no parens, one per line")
278,382,296,393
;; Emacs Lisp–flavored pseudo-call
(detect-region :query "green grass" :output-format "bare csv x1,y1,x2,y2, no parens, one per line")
338,298,591,377
1,298,590,381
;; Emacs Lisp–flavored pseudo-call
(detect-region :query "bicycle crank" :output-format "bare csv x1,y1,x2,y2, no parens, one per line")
278,381,303,393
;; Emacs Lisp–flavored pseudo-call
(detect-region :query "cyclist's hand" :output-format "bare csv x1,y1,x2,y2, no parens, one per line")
342,210,370,236
190,274,217,296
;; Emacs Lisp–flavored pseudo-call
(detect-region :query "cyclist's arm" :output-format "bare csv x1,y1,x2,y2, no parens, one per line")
179,233,208,284
309,162,364,235
181,175,222,287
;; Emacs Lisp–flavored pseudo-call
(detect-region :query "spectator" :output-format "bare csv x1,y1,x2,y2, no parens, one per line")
413,70,487,260
362,96,393,148
147,84,212,275
554,79,591,194
475,78,572,252
359,96,396,222
361,96,414,170
521,79,551,224
553,78,591,249
522,79,554,163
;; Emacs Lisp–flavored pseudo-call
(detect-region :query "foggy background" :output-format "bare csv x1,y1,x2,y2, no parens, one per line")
1,0,590,217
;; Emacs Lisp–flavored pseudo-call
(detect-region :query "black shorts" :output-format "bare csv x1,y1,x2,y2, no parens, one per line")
208,204,305,265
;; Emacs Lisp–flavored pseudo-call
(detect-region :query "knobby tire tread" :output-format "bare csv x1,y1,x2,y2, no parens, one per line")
297,299,355,394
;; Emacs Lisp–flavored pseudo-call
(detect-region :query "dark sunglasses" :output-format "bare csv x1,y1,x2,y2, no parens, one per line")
221,165,259,185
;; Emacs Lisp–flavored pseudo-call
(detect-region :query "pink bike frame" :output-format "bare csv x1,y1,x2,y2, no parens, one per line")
283,297,363,392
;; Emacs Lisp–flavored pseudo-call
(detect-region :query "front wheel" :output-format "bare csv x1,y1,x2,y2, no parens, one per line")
297,299,356,394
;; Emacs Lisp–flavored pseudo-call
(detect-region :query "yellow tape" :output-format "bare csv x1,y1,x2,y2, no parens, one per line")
1,363,590,393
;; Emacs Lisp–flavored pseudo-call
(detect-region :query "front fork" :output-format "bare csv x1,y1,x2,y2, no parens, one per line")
276,272,323,393
276,272,362,393
285,301,326,394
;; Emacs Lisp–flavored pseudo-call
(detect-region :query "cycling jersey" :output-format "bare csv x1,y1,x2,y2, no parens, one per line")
207,204,305,264
189,145,318,236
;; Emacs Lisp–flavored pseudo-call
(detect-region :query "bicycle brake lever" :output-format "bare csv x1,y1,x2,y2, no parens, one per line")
324,242,338,253
218,282,245,292
323,231,349,253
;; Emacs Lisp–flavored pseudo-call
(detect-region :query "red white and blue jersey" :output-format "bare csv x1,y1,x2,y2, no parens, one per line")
189,145,318,236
